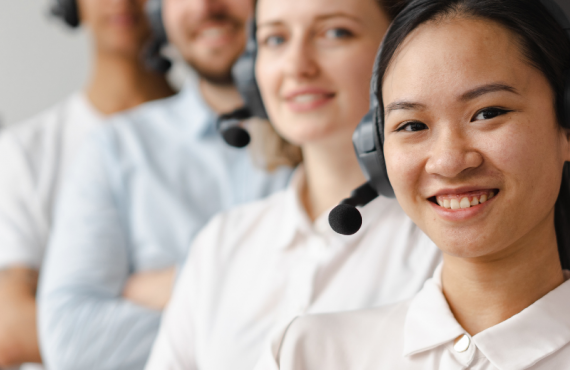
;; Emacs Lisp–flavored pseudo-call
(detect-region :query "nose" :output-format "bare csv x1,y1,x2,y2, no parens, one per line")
425,126,483,179
282,36,319,79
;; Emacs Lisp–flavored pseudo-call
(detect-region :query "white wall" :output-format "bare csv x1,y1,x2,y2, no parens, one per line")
0,0,91,126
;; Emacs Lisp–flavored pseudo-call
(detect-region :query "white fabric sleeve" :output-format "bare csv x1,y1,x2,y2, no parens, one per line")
38,130,161,370
145,214,225,370
0,131,45,270
253,316,303,370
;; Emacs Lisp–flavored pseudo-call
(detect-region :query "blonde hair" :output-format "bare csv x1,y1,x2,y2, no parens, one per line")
247,118,303,171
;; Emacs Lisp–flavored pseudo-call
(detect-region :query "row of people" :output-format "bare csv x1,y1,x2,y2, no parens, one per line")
1,0,569,369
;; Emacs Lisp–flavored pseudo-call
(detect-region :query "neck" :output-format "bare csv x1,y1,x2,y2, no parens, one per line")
441,211,565,336
199,78,243,114
301,132,366,221
86,50,175,116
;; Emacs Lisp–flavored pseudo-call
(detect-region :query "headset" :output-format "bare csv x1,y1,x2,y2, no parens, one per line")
50,0,171,73
144,0,172,73
328,0,570,235
51,0,80,28
217,20,267,148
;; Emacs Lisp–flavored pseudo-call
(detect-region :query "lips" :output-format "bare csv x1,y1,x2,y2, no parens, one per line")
283,88,336,112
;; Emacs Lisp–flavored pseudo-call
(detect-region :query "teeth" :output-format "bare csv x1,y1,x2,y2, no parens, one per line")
292,94,322,103
450,199,460,210
460,197,470,209
201,27,227,38
435,191,496,210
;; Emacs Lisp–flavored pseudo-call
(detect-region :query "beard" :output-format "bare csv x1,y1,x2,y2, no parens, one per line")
183,13,246,86
186,52,237,86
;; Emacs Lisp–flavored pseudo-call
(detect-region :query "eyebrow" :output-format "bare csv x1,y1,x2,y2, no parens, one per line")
257,12,361,29
384,83,519,116
459,83,519,101
385,101,427,115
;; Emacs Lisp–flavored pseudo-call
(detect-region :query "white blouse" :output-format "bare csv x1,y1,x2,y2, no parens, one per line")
145,168,441,370
259,264,570,370
0,93,103,271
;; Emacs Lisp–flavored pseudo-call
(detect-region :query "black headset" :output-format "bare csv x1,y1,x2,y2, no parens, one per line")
328,0,570,235
50,0,171,73
51,0,80,28
144,0,172,73
217,20,267,148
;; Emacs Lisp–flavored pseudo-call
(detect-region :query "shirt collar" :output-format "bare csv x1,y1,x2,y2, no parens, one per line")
272,167,385,251
473,270,570,370
404,265,570,370
403,263,466,356
173,79,218,138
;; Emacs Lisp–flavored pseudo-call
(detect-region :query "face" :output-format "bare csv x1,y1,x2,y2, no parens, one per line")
382,18,570,260
78,0,151,56
255,0,389,146
163,0,252,84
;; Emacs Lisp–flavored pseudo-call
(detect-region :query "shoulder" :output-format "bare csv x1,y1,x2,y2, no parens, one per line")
0,97,74,152
278,302,411,369
104,91,187,137
191,190,290,258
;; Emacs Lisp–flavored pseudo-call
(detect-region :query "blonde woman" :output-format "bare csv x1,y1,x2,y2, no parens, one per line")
146,0,441,369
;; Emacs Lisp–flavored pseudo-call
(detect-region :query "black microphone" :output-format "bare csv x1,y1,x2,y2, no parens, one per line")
222,126,251,148
217,107,253,148
329,182,378,235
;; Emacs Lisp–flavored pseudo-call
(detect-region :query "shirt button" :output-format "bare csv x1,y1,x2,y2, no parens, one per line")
453,334,471,353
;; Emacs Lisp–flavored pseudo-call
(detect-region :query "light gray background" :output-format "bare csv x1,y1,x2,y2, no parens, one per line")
0,0,91,126
0,0,189,127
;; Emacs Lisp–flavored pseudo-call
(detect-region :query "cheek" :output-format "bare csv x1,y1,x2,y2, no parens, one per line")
482,119,563,210
327,50,377,116
384,139,425,216
230,0,254,20
256,55,281,119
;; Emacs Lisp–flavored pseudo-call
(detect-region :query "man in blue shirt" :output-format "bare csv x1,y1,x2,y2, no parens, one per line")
37,0,292,369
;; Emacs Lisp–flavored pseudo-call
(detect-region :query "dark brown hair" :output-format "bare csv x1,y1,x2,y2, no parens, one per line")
374,0,570,268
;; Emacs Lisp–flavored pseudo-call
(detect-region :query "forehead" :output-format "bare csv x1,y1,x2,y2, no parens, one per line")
256,0,377,23
382,17,534,104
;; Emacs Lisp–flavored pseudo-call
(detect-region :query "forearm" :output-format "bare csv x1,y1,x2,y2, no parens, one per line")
0,266,42,367
39,291,161,370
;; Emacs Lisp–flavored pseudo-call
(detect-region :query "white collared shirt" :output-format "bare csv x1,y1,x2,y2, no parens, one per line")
145,168,441,370
261,264,570,370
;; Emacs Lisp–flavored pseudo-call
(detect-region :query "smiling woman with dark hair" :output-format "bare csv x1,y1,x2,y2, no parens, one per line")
257,0,570,368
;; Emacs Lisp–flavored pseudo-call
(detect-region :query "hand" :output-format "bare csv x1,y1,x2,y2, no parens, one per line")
0,266,42,367
122,266,176,311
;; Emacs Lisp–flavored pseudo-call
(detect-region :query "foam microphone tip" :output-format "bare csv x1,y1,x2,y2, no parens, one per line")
328,204,362,235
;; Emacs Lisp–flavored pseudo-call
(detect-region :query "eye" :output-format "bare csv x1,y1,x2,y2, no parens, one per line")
472,107,512,121
396,121,428,132
325,28,353,39
262,35,286,47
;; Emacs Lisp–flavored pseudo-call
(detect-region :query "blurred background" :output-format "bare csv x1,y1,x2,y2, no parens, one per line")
0,0,90,127
0,0,188,128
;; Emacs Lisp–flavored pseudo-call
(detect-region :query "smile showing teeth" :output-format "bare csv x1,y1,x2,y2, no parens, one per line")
291,94,329,103
199,26,230,39
435,190,496,210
